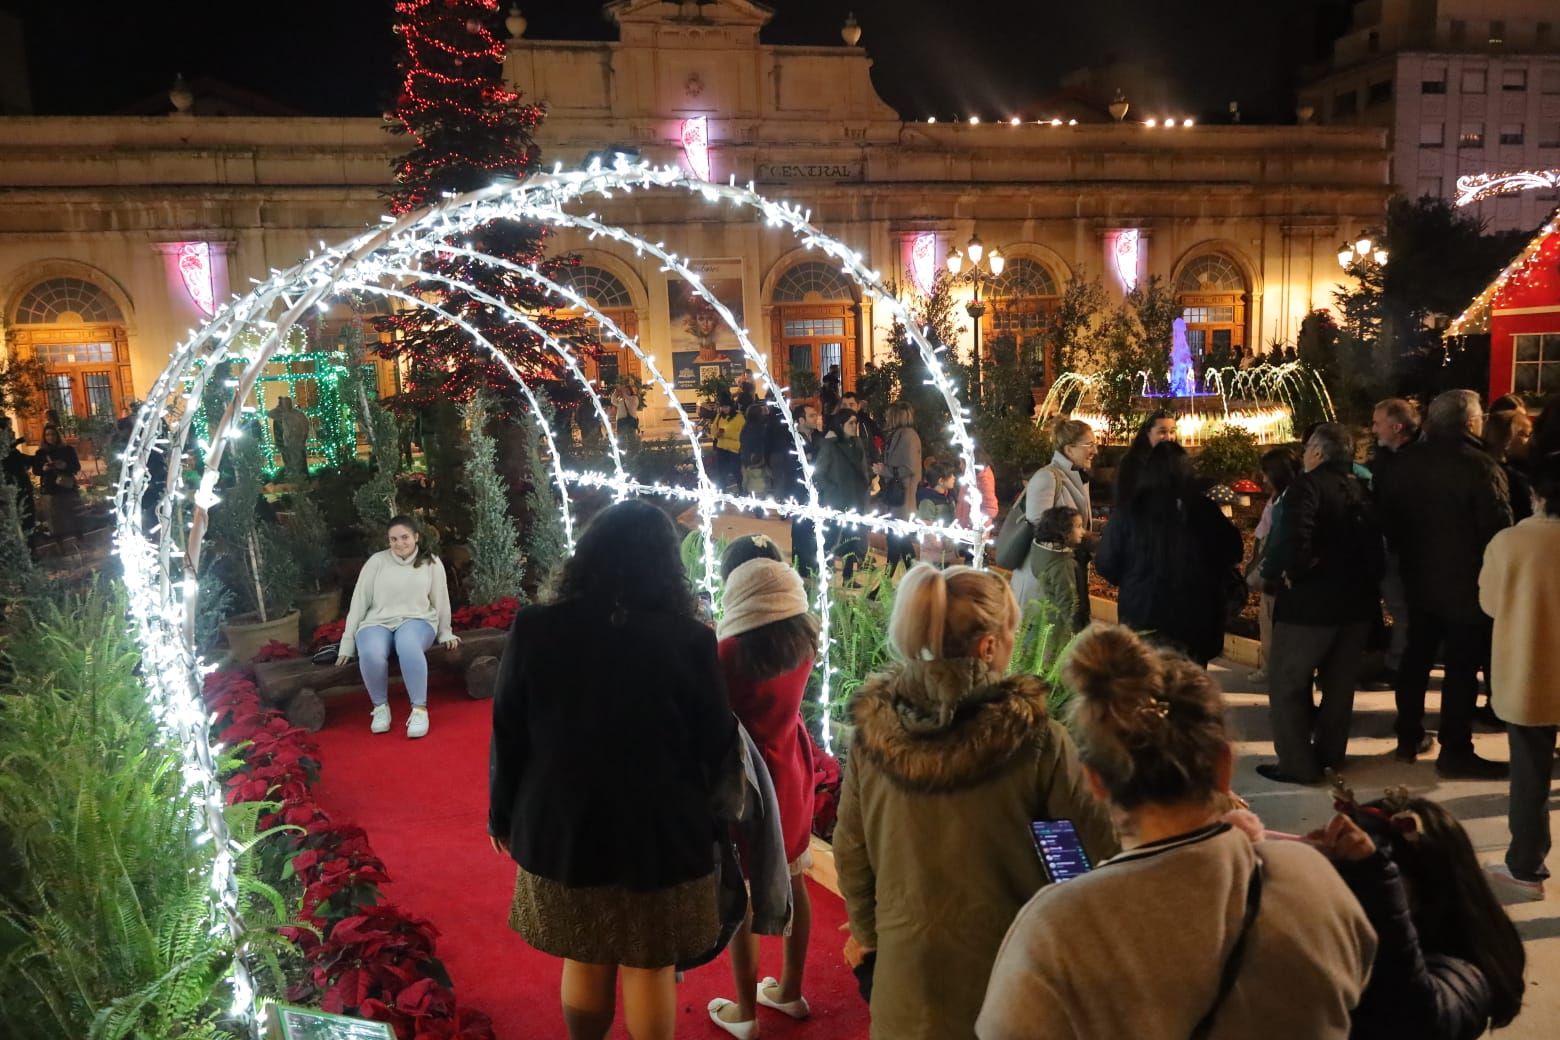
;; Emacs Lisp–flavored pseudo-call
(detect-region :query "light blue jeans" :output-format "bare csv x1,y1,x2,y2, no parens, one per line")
355,620,436,707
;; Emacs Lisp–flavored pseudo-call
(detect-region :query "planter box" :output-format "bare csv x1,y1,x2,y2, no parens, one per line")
223,610,301,663
296,587,341,636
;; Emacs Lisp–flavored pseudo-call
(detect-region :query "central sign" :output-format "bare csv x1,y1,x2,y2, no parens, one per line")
756,160,864,182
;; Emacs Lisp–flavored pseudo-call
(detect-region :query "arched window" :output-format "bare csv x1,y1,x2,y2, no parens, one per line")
564,266,634,310
15,277,124,325
985,257,1062,381
769,262,859,390
9,276,132,441
772,262,855,304
559,265,641,386
1175,253,1249,357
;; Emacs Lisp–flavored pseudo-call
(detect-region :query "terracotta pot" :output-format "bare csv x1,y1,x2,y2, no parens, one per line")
296,588,341,636
222,609,301,662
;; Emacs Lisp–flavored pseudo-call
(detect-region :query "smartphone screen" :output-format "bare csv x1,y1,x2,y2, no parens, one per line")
1031,819,1093,883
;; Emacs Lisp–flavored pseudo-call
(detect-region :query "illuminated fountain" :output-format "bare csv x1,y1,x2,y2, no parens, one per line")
1038,319,1334,445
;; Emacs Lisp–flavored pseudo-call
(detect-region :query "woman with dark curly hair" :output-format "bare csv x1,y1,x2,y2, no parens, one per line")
488,500,736,1040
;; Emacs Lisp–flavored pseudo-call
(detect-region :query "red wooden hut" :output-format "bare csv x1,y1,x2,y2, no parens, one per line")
1450,209,1560,400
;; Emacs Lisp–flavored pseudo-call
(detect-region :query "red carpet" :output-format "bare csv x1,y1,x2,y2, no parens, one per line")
310,677,871,1039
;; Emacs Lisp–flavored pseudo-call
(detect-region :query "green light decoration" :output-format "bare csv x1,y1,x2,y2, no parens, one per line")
189,343,359,477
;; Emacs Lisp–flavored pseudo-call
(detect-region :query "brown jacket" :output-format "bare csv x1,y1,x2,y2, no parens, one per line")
833,660,1118,1040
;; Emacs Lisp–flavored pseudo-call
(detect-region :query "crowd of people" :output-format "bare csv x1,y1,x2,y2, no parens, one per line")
320,372,1555,1039
1,411,84,543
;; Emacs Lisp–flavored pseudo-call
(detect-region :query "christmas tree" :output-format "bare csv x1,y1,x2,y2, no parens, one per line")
377,0,590,412
460,391,526,606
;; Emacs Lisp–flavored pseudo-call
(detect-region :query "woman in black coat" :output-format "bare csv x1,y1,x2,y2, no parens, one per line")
32,424,82,540
814,411,872,583
488,500,736,1040
1096,441,1242,666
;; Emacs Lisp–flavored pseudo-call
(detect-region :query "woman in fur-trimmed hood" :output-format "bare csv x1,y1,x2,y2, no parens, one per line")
833,565,1118,1040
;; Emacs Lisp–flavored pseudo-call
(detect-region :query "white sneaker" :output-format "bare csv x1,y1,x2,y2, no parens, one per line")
406,707,429,739
369,704,391,734
1485,863,1546,901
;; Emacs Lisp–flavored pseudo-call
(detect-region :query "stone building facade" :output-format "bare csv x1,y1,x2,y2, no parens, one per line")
0,0,1390,436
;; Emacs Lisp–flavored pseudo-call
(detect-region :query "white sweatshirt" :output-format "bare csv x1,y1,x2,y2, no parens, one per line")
339,549,455,658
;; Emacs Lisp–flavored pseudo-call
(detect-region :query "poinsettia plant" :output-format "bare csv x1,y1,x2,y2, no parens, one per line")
312,618,348,651
254,639,304,662
450,596,519,633
204,666,496,1040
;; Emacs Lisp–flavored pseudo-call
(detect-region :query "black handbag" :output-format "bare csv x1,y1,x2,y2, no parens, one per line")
993,492,1035,571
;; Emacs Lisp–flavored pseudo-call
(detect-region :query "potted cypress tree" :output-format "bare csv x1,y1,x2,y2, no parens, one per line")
289,494,340,634
210,437,302,660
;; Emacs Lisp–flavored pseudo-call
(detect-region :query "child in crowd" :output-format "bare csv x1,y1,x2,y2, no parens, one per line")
915,459,958,566
1306,787,1526,1038
708,546,820,1038
1028,505,1086,637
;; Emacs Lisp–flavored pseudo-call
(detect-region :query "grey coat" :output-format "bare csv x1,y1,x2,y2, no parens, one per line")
681,721,793,971
882,425,923,517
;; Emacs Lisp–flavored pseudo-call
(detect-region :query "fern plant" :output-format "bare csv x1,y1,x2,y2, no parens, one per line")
0,583,306,1040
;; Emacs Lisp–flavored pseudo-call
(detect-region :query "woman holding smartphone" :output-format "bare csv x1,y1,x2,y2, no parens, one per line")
833,564,1116,1040
977,625,1376,1040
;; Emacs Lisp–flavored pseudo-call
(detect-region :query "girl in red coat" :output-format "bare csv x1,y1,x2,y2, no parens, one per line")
709,538,818,1039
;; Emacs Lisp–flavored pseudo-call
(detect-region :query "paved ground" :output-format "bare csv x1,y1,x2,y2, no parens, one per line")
1216,661,1558,1035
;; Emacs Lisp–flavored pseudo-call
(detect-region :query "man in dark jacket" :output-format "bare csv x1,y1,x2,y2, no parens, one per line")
1259,423,1383,784
773,404,823,576
1368,398,1420,684
1380,389,1512,779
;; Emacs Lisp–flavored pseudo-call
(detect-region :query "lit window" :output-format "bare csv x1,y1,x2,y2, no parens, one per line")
1513,333,1560,394
1489,20,1505,46
1459,122,1486,148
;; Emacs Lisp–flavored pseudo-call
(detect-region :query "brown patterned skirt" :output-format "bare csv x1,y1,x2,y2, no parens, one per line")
507,865,720,969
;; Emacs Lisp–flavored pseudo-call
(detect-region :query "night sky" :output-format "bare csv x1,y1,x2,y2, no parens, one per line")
0,0,1354,122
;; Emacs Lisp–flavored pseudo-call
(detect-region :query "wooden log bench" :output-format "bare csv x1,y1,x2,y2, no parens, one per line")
252,626,509,731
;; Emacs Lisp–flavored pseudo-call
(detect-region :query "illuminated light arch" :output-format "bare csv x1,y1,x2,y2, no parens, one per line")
1455,169,1560,208
112,163,990,1023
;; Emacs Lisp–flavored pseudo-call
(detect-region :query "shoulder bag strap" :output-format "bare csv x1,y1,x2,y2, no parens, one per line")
1188,861,1264,1040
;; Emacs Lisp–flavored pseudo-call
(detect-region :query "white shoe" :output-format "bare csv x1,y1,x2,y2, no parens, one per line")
406,707,429,739
370,704,391,734
707,999,758,1039
1485,863,1546,902
755,978,809,1020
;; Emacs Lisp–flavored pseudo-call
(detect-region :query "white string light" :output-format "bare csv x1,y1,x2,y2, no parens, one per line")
113,163,991,1032
1454,168,1560,208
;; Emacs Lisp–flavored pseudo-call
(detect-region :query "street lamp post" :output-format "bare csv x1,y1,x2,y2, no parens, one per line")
1337,233,1388,271
947,233,1005,406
